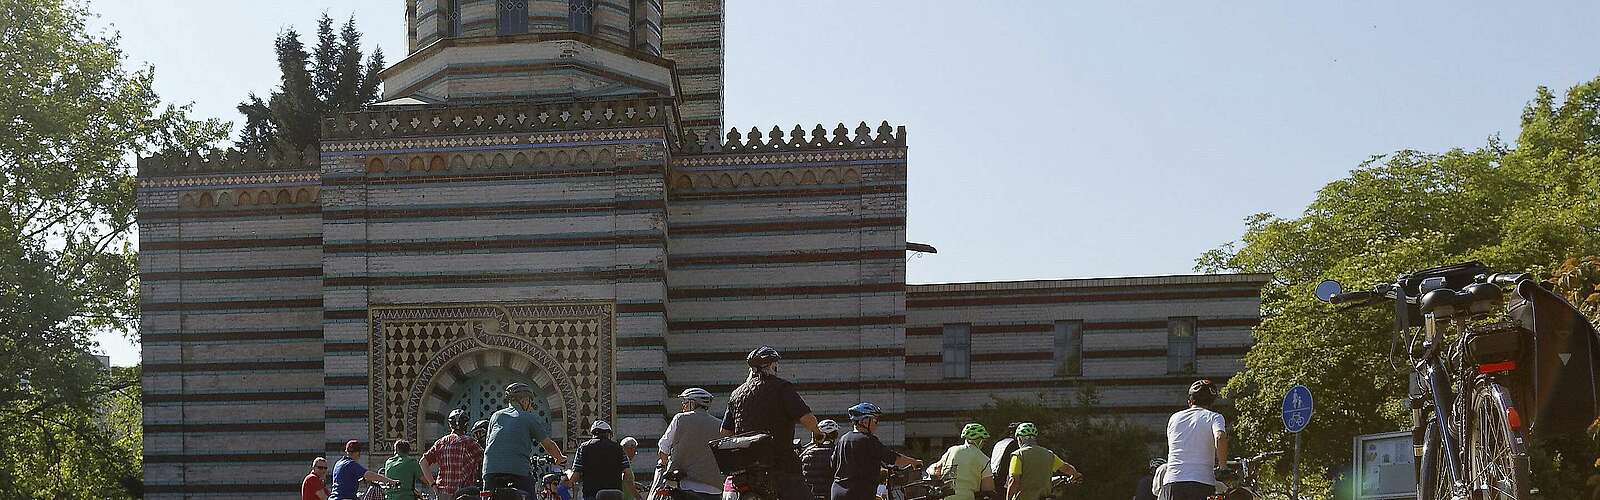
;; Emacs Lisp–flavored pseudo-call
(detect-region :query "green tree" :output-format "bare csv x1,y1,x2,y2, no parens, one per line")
1,0,224,497
236,12,384,153
1198,74,1600,498
950,387,1161,500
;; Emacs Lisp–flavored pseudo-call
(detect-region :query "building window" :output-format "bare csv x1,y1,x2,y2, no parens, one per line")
569,0,594,34
447,0,463,37
498,0,529,35
942,323,971,379
1168,317,1197,374
1053,320,1083,377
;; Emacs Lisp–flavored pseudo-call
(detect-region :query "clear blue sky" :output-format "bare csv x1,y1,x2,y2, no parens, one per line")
85,1,1600,365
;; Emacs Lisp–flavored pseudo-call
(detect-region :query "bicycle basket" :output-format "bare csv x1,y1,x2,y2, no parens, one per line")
708,432,775,475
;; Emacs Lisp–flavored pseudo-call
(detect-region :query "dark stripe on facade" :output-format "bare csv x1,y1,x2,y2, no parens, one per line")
667,183,903,201
323,234,664,254
618,404,666,415
326,376,368,386
326,309,367,320
670,249,901,267
618,302,666,313
138,205,320,221
668,348,903,362
619,371,667,381
323,199,665,220
668,315,904,331
662,14,721,24
141,298,322,312
668,381,903,394
145,391,323,403
145,484,300,494
146,452,311,463
325,343,369,353
142,267,323,281
324,268,665,287
905,318,1261,336
143,329,322,343
667,217,902,235
905,376,1232,391
144,360,322,373
141,237,321,251
617,337,667,347
906,289,1261,308
668,282,904,299
325,165,665,186
327,409,369,419
144,421,324,433
906,346,1250,364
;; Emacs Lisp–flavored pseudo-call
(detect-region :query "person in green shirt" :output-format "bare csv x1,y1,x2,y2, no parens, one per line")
380,440,433,500
1004,423,1082,500
930,423,996,500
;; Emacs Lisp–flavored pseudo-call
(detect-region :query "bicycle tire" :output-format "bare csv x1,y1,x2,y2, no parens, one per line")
1466,380,1531,499
1418,418,1452,500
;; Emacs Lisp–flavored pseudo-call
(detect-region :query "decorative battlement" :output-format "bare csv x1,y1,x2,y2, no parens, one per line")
136,145,319,178
322,97,679,141
680,121,907,155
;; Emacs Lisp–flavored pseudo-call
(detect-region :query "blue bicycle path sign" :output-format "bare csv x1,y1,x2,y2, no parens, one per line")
1282,384,1313,433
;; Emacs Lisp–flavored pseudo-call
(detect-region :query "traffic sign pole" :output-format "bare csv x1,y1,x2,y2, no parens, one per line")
1293,432,1301,500
1282,385,1313,500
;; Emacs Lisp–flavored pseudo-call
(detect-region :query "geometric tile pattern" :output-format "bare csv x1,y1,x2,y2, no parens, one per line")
368,302,614,451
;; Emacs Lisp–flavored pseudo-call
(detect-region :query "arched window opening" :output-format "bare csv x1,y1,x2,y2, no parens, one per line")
498,0,529,35
569,0,594,34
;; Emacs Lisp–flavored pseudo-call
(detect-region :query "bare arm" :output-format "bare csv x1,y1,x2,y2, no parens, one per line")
980,475,995,493
314,489,327,500
1214,431,1229,469
542,438,566,465
362,470,396,485
1006,477,1020,500
798,413,822,437
1056,460,1081,480
623,469,638,498
657,451,670,467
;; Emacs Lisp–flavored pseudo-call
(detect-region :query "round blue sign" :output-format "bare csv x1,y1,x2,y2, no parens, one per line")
1282,384,1313,433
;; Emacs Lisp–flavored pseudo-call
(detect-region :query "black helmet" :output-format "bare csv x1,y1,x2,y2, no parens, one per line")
471,419,490,437
746,346,781,368
1188,379,1219,398
1148,457,1167,471
505,382,534,398
447,408,471,431
542,472,563,484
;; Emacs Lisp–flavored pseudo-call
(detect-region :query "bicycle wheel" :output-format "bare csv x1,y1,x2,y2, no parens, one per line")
1466,380,1530,499
1418,419,1452,500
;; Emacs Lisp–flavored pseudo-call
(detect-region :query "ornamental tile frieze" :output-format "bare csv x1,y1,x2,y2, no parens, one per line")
368,302,616,452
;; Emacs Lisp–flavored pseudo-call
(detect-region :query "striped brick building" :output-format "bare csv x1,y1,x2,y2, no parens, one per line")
136,2,1267,497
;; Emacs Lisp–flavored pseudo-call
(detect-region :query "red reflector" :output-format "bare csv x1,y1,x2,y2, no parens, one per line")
1507,406,1522,429
1478,361,1516,374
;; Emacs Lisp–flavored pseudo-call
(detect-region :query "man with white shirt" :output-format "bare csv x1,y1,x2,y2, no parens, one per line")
1163,380,1228,500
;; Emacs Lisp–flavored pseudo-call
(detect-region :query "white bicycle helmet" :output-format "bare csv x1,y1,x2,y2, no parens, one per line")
817,419,841,435
677,387,714,406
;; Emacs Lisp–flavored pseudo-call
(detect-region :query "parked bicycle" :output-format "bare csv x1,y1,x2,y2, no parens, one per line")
1318,261,1600,499
1211,450,1283,500
881,463,954,500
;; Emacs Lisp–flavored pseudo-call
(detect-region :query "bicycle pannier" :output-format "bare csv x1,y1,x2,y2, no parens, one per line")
709,432,774,475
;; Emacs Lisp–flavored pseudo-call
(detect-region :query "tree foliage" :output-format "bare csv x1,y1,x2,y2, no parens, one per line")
235,13,384,152
1,0,223,497
931,387,1161,500
1198,74,1600,498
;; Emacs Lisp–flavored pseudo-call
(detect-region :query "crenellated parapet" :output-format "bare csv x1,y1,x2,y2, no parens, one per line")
136,145,319,178
321,97,680,141
680,121,906,154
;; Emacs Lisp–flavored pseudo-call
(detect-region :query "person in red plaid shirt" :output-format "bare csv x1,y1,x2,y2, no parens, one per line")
423,408,484,498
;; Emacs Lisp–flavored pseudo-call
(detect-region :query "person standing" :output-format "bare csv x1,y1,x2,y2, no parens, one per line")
657,388,724,500
302,457,330,500
930,423,995,500
619,436,639,500
329,440,399,500
1163,380,1228,500
570,420,635,500
424,408,483,499
483,383,568,496
1133,457,1165,500
829,403,922,500
799,419,841,500
988,422,1021,493
1005,423,1082,500
380,440,432,500
720,346,825,500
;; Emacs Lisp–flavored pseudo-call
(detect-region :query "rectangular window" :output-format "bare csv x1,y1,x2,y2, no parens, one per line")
568,0,594,34
447,0,463,36
498,0,529,35
1168,317,1197,374
942,323,971,379
1053,320,1083,377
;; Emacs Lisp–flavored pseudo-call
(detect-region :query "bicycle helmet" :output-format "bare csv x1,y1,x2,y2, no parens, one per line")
471,419,490,438
1148,457,1167,471
447,408,471,431
590,420,613,433
960,423,990,441
677,387,714,406
1188,379,1218,398
1014,422,1038,438
542,472,563,484
847,402,882,422
817,419,841,435
746,346,782,367
620,436,638,448
505,382,534,398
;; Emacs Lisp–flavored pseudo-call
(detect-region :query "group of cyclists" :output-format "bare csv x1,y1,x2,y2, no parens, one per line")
300,345,1237,500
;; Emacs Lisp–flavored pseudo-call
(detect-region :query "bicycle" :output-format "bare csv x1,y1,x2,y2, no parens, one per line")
1317,261,1575,499
1210,450,1283,500
1037,473,1081,500
882,463,953,500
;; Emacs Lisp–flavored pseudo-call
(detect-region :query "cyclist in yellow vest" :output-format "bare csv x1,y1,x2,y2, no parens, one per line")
1004,423,1082,500
929,423,995,500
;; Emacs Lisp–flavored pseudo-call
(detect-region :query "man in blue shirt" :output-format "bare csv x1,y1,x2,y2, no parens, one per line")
483,383,568,496
830,403,921,500
329,440,398,500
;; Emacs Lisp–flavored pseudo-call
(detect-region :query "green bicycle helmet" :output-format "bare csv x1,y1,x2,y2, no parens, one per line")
960,423,990,441
1014,422,1038,438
